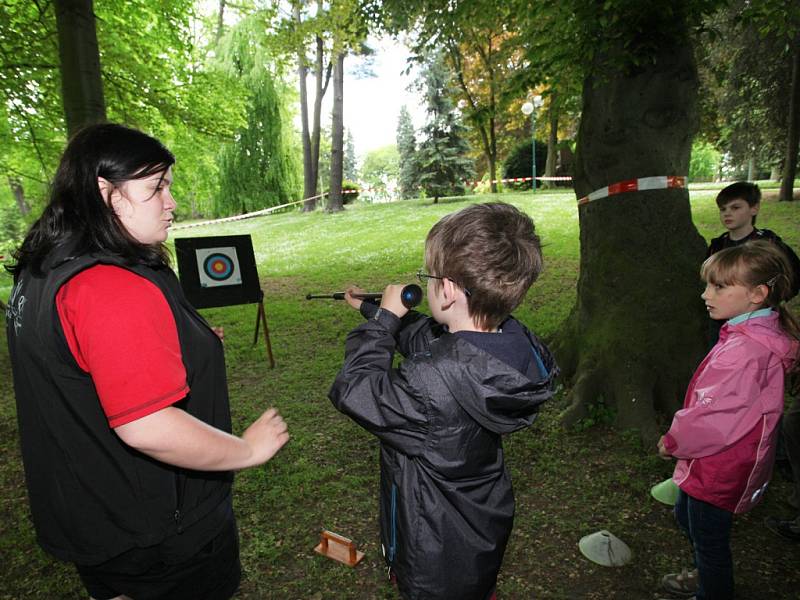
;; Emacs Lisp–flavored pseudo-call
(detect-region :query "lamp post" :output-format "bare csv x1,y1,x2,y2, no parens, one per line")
520,95,543,192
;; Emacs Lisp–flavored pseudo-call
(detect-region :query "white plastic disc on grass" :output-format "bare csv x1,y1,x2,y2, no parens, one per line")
578,530,632,567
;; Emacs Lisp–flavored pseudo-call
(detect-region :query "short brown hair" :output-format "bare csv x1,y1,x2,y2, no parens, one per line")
424,202,542,330
716,181,761,226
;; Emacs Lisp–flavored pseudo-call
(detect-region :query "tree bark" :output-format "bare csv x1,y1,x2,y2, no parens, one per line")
54,0,106,136
552,39,707,441
780,33,800,202
296,1,332,212
544,95,559,189
215,0,226,44
8,177,30,216
295,3,316,211
328,52,345,212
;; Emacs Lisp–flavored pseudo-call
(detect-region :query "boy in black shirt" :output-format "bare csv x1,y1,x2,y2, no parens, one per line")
706,182,800,293
705,182,800,348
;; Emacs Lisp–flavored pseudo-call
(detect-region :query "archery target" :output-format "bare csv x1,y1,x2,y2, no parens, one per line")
196,247,242,287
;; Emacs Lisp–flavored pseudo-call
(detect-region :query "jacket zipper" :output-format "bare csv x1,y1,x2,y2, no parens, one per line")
174,468,186,534
388,483,397,562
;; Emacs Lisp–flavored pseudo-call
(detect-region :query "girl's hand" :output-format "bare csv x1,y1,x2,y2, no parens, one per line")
344,286,365,310
657,436,672,460
212,326,224,342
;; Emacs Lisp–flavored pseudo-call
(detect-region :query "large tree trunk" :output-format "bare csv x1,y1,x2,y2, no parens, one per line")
54,0,106,136
780,32,799,202
327,52,345,212
552,38,707,441
296,1,331,212
215,0,226,44
295,3,316,211
544,95,559,189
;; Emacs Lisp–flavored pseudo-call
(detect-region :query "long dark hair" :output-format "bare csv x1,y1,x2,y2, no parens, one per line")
9,123,175,277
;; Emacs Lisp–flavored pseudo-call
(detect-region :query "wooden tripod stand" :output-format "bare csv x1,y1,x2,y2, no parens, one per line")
252,290,275,368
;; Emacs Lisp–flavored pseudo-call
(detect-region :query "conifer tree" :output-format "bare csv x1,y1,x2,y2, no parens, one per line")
396,105,419,199
344,129,358,181
415,53,473,203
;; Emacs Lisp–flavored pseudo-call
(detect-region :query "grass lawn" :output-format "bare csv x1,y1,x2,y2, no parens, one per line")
1,188,799,598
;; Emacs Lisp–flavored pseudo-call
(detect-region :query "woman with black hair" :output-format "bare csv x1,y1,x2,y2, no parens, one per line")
6,123,289,600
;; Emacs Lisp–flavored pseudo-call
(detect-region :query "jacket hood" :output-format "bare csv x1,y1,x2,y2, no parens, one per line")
432,319,559,434
724,312,799,372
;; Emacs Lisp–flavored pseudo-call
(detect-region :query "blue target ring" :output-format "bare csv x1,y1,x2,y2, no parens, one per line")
203,253,235,281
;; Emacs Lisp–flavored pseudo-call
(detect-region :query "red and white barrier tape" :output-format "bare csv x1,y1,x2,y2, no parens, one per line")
577,175,687,206
171,187,377,231
465,175,573,187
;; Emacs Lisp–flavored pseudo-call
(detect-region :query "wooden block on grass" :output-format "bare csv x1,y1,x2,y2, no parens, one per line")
314,529,364,567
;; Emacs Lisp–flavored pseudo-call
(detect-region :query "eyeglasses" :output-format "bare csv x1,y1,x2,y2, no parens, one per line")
416,269,472,297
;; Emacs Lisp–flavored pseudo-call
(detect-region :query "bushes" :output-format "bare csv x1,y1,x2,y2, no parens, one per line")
341,181,359,204
503,139,547,189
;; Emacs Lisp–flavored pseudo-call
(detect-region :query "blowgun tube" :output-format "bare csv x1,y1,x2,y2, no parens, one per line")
305,284,423,309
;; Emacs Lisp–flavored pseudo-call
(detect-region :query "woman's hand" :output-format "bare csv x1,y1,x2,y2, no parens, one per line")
115,405,289,471
241,408,290,465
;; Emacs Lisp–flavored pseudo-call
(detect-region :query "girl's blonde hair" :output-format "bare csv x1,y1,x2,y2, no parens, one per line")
701,240,800,346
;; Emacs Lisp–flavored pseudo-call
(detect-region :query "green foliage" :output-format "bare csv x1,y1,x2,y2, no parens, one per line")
0,0,257,222
698,0,798,173
214,16,301,217
0,1,65,203
689,140,722,182
416,52,473,202
0,203,25,258
395,105,418,199
573,397,617,432
360,144,399,192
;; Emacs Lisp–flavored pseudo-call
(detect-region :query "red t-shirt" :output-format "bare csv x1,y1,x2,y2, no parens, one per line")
56,264,189,428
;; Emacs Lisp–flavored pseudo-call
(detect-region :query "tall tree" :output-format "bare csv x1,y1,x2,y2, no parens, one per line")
0,0,245,220
740,0,800,201
328,50,346,210
343,128,357,180
382,2,522,193
783,32,800,201
292,0,333,211
698,1,796,183
326,0,370,212
53,0,106,135
396,105,418,199
214,15,301,216
416,52,473,203
525,0,724,438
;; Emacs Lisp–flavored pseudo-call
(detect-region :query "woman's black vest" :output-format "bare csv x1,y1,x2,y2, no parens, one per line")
5,244,233,565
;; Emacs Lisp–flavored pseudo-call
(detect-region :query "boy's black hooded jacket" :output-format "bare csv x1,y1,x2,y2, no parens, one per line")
329,304,558,600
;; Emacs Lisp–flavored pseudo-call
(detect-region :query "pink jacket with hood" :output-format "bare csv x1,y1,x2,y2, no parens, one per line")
663,310,798,514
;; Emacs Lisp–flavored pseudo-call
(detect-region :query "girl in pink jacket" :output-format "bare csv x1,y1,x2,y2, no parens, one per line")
657,241,800,600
